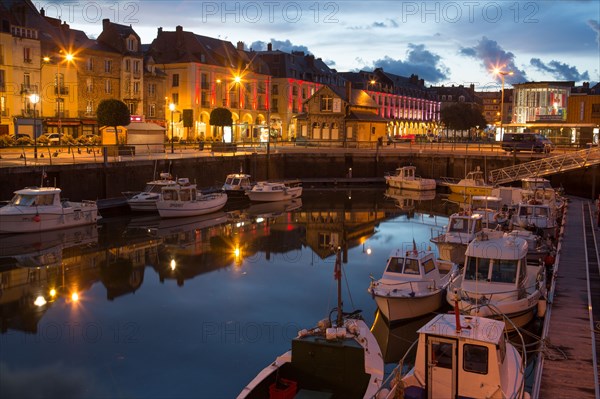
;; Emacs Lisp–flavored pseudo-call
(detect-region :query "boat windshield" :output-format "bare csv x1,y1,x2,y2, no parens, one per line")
490,259,518,283
386,257,403,273
403,258,420,275
144,184,162,193
520,206,549,217
464,257,492,281
10,194,54,206
449,217,469,233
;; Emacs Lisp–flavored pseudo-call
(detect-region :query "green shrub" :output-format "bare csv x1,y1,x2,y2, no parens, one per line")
61,134,76,145
16,136,33,145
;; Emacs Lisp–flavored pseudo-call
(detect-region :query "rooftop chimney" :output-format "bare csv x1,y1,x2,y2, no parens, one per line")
158,27,163,35
176,25,183,33
237,41,244,51
102,18,110,30
345,81,352,102
40,7,45,16
267,43,272,51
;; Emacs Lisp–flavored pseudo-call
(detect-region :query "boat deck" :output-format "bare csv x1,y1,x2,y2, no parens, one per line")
536,197,599,399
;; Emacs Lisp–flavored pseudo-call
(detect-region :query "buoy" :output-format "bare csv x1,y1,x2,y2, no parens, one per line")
33,214,41,222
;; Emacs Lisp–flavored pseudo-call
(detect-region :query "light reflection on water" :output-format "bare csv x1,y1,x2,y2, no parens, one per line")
0,189,537,398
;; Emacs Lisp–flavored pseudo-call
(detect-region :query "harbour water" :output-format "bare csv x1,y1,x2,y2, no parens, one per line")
0,188,541,398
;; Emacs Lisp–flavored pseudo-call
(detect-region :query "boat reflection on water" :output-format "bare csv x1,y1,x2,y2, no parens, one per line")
0,224,99,268
370,310,439,364
384,187,436,215
244,198,302,218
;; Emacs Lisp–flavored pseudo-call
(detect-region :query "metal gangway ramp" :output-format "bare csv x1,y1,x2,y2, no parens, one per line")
489,147,600,185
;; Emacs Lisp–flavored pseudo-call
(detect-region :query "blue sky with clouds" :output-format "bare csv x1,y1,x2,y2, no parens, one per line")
44,0,599,89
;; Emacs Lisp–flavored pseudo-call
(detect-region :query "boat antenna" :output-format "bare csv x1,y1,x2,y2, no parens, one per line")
334,246,343,327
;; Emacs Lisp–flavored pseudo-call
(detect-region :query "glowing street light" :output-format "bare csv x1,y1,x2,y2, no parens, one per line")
169,103,175,153
493,67,514,140
29,93,40,159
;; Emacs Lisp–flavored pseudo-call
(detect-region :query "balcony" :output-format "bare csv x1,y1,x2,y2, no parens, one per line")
54,86,69,96
20,84,38,94
54,111,69,118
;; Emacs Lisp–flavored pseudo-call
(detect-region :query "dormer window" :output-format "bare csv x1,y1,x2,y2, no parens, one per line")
126,37,137,52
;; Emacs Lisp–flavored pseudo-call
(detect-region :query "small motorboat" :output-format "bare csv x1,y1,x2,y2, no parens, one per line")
245,180,302,202
443,169,494,196
368,248,459,322
156,179,228,218
0,186,99,234
384,166,436,191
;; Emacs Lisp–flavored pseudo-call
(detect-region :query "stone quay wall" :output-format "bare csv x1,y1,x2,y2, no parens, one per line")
1,153,597,201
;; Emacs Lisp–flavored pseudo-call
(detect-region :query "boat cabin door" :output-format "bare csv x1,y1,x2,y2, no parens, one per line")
426,336,457,399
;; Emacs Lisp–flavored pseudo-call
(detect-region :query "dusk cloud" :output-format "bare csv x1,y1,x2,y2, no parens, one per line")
372,43,449,83
459,37,527,84
530,58,590,82
588,19,600,43
249,39,311,54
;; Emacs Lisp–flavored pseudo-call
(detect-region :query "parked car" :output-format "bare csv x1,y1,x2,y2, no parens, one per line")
41,133,61,145
501,132,554,153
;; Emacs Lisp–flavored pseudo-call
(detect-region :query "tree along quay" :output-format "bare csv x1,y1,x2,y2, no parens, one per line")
0,152,597,203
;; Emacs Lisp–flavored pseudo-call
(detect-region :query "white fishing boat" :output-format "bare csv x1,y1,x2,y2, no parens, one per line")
222,172,254,197
379,311,527,399
237,248,384,399
430,213,483,265
125,172,178,212
368,248,459,322
446,231,547,330
443,169,494,196
156,179,228,218
0,186,99,234
384,166,436,191
245,180,302,202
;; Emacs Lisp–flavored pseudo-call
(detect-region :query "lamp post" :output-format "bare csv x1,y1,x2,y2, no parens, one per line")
493,67,513,140
169,103,175,154
56,52,73,137
30,93,40,159
234,76,242,142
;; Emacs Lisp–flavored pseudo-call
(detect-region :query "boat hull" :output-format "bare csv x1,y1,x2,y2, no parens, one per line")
447,185,493,196
156,194,228,218
0,205,99,234
246,187,302,202
127,199,159,212
373,291,444,322
386,178,436,191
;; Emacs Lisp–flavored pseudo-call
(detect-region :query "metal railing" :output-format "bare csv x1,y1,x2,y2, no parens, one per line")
489,146,600,185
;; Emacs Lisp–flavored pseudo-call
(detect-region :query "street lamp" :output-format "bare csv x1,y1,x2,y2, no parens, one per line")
493,67,514,140
169,103,175,154
30,93,40,159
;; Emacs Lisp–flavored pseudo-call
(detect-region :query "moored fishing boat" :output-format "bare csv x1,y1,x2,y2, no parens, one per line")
156,179,228,218
368,247,459,322
430,212,483,265
384,166,436,191
0,186,99,234
237,248,384,399
124,172,179,212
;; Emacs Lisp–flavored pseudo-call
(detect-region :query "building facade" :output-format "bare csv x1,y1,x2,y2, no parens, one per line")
340,69,440,137
296,83,388,145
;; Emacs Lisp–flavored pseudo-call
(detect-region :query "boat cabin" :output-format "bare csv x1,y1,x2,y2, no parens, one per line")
161,181,198,202
460,170,487,186
447,213,483,236
10,187,62,207
461,234,528,297
384,250,442,281
223,173,252,191
522,177,553,191
392,166,416,181
404,313,524,399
